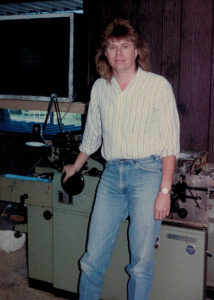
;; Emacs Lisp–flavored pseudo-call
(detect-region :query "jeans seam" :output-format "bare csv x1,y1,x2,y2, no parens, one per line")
102,223,121,273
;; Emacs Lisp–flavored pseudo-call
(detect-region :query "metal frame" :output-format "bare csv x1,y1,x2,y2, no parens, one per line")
0,1,83,16
0,12,74,103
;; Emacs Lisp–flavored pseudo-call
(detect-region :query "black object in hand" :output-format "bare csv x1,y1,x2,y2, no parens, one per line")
61,172,84,196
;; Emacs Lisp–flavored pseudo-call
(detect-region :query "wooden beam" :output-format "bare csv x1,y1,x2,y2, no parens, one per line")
0,100,87,114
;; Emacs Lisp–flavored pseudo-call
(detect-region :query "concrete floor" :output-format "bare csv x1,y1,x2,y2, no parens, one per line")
0,245,73,300
0,207,78,300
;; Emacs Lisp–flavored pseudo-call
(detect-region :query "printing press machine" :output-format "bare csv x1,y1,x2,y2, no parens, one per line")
1,145,214,300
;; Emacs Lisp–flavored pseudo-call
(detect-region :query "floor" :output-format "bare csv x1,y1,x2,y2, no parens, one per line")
0,244,214,300
0,246,74,300
0,205,75,300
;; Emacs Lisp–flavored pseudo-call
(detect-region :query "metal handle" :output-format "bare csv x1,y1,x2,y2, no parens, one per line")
206,250,214,257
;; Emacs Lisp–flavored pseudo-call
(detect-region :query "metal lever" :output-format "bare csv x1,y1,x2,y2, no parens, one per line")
206,250,214,257
9,182,16,194
20,194,28,204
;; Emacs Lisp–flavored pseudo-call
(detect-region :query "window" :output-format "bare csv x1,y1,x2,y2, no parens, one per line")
0,13,74,101
0,12,85,134
0,109,81,135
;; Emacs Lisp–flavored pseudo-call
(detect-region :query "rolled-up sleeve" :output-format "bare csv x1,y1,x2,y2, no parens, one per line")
158,80,180,159
79,82,102,155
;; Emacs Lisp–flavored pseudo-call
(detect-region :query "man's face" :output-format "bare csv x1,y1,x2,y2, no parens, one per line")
105,39,138,75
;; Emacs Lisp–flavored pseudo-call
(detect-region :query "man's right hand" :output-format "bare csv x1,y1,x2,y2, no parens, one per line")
62,164,77,183
61,152,90,183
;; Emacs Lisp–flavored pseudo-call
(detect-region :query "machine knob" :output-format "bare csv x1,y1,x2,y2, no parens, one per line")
154,242,160,249
61,172,84,196
177,208,188,219
43,210,53,220
88,167,100,176
14,231,23,238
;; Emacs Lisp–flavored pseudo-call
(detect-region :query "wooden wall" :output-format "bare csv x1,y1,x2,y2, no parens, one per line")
84,0,214,161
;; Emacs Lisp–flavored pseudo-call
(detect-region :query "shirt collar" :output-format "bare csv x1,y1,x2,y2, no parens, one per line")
135,67,147,82
111,67,146,86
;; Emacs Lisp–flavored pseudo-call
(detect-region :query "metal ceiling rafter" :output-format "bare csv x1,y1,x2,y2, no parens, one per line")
61,0,82,7
23,2,53,12
0,4,19,14
0,0,83,16
45,2,69,10
0,7,10,14
25,1,56,10
3,3,31,13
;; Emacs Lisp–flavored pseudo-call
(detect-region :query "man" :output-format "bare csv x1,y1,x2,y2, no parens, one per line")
62,18,180,300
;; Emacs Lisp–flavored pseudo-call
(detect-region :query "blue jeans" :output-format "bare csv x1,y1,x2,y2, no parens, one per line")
79,156,162,300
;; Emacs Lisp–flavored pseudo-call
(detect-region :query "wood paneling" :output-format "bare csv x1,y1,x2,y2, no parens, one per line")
161,0,181,103
178,0,213,154
138,0,164,75
209,22,214,161
86,0,156,84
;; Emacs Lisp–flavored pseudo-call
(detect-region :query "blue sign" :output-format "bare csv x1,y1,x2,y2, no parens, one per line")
186,245,196,255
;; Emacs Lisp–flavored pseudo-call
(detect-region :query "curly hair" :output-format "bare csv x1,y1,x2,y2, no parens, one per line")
95,18,150,82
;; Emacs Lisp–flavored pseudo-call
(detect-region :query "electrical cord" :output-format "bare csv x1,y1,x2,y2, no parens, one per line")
28,157,42,176
1,204,12,217
61,93,77,121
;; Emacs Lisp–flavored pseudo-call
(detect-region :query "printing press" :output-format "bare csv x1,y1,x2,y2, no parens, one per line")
0,142,214,299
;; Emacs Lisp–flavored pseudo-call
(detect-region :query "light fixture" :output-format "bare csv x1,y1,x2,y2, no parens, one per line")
26,93,63,147
25,123,46,147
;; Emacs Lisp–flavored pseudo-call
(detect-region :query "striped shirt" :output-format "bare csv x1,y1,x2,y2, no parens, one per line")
79,67,180,161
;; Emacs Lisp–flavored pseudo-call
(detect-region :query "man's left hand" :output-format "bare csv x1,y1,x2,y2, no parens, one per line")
153,192,171,221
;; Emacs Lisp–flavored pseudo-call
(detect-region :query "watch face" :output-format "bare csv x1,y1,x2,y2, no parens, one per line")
162,188,168,194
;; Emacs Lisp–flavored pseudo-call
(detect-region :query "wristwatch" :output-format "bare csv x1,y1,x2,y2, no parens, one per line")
159,187,171,195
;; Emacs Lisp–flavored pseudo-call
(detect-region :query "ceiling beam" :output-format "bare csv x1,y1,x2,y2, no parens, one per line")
0,1,83,16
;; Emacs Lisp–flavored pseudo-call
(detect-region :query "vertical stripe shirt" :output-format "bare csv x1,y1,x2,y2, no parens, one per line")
79,67,180,161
